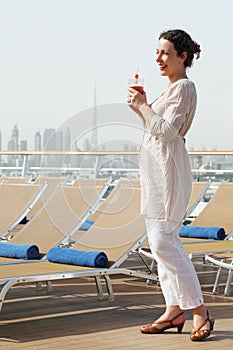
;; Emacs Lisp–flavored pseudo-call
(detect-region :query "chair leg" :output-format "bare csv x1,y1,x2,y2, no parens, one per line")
212,263,223,294
103,275,115,302
94,276,104,301
36,281,43,291
46,281,53,292
147,259,158,285
224,268,233,296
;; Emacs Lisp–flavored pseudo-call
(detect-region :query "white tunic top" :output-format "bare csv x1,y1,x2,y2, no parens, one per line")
139,78,197,223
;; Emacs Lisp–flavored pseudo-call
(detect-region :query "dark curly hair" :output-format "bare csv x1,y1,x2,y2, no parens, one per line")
159,29,201,68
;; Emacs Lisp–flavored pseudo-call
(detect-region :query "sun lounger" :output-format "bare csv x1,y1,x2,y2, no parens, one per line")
0,180,111,262
179,182,233,254
199,188,233,296
65,180,147,265
185,181,210,218
183,240,233,258
0,182,47,239
28,176,70,218
0,176,32,184
73,177,110,186
0,180,157,315
189,182,233,235
26,176,96,221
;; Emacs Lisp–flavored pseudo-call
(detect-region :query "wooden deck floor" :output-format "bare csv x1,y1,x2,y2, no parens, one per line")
0,258,233,350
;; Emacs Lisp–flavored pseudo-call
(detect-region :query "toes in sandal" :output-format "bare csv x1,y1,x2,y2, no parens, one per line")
190,310,215,341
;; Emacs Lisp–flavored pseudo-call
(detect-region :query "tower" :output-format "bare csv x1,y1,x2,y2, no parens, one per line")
34,131,42,167
34,131,42,151
11,125,19,150
8,125,19,166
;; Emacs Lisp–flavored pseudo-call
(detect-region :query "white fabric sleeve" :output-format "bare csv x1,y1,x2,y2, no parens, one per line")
149,81,193,142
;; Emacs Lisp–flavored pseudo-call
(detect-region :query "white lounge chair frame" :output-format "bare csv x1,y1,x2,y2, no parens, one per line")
206,253,233,296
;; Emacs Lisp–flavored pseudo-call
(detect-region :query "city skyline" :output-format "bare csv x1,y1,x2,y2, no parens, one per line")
0,120,141,174
0,122,141,151
0,121,232,182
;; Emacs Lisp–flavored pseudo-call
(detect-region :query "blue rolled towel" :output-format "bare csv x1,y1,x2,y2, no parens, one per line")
0,243,40,259
179,225,226,240
79,220,94,231
47,247,108,268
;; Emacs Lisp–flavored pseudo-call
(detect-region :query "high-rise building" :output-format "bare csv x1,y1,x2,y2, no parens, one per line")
7,125,20,166
7,139,14,166
56,130,64,167
20,140,27,151
56,131,63,151
19,140,28,166
33,131,42,167
34,131,41,150
43,128,56,150
43,128,57,168
64,127,71,150
11,125,19,150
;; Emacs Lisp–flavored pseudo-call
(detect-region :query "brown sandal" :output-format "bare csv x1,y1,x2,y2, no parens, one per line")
140,311,185,334
190,310,215,341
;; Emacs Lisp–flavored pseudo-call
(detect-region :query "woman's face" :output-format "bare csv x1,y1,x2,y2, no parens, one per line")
155,38,186,79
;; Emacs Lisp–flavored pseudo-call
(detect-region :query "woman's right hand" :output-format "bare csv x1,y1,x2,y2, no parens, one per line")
127,87,147,109
127,87,147,127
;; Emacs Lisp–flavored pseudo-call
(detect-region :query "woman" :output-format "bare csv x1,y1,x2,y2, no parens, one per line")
127,29,214,341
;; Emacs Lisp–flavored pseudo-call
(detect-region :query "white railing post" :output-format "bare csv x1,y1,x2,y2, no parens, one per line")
92,155,100,178
22,155,28,177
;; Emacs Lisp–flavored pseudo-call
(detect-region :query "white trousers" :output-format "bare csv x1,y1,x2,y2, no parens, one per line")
145,218,204,310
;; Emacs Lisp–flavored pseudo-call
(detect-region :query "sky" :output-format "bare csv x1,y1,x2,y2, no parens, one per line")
0,0,232,150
